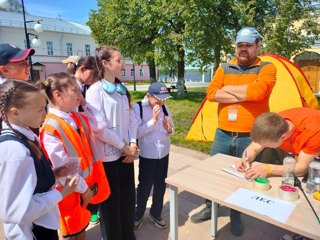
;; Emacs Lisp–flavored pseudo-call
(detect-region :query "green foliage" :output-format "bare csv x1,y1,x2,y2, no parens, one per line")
0,0,23,13
88,0,320,94
130,90,211,153
232,0,320,58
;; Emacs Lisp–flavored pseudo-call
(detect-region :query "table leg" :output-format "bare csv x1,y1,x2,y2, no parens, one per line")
169,185,178,240
211,202,218,237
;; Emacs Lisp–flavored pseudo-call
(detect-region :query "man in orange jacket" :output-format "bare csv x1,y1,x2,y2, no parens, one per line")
190,27,277,236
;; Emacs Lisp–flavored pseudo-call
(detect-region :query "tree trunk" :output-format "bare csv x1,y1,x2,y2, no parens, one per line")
213,44,221,72
147,54,157,83
176,44,185,98
149,59,156,83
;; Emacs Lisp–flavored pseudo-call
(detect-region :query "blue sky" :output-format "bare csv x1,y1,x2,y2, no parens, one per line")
24,0,98,23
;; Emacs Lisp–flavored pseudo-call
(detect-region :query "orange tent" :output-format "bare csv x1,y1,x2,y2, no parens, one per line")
185,54,318,142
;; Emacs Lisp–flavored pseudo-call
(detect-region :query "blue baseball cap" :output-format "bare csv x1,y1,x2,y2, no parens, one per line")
236,27,261,44
148,82,172,100
0,44,34,66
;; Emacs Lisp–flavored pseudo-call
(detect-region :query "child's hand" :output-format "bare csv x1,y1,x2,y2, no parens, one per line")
152,104,161,123
122,155,136,163
81,187,94,207
59,175,79,198
128,144,139,156
162,116,172,133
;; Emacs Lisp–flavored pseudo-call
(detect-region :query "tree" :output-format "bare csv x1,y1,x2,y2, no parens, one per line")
0,0,23,13
88,0,162,83
88,0,319,98
232,0,320,59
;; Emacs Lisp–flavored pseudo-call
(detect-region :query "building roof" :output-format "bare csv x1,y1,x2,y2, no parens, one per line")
0,11,91,35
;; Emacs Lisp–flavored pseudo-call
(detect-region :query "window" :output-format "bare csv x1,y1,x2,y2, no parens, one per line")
139,68,144,76
66,42,73,56
122,69,126,76
85,44,90,56
46,41,53,55
130,69,135,76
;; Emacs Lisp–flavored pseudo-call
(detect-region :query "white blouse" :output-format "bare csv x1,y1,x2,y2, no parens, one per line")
131,98,174,159
0,123,62,240
86,80,137,162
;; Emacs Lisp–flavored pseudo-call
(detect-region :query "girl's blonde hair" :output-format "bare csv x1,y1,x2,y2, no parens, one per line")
37,72,77,103
0,79,43,159
0,79,40,124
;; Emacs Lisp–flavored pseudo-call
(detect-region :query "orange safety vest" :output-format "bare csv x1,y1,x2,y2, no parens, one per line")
40,112,110,236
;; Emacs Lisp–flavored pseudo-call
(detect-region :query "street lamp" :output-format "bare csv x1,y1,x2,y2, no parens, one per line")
21,0,43,81
0,0,44,81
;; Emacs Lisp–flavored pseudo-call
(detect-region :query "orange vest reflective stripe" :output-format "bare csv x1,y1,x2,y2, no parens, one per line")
40,112,110,236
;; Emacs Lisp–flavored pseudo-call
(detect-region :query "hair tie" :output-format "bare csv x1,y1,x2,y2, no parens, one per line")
42,80,49,86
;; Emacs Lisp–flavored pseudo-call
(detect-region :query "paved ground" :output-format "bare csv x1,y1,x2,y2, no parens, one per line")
0,145,291,239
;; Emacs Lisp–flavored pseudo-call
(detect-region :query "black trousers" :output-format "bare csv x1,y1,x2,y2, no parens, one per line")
32,224,58,240
99,158,136,240
135,155,169,220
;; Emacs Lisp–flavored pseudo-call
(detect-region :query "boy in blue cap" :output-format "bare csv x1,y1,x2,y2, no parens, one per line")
132,82,174,230
0,44,35,82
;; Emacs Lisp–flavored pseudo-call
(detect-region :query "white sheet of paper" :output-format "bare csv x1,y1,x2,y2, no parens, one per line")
225,188,296,223
221,167,245,179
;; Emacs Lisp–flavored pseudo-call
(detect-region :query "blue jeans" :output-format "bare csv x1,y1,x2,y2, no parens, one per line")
210,128,252,157
206,128,251,208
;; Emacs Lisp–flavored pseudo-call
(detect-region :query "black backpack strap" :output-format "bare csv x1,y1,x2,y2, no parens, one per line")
137,101,168,119
137,101,143,119
162,105,168,117
0,133,28,147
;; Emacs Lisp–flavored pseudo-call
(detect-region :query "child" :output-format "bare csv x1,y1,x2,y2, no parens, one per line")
39,72,110,240
0,43,35,82
0,79,78,240
68,55,100,223
86,45,138,240
61,55,80,76
132,82,174,229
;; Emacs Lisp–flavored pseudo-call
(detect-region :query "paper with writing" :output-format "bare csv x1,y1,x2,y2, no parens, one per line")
225,187,296,223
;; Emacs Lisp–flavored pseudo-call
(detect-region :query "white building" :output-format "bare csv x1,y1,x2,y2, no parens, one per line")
0,11,97,80
0,11,151,82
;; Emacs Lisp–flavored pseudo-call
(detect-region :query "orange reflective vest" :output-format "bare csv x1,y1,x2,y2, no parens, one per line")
40,112,110,236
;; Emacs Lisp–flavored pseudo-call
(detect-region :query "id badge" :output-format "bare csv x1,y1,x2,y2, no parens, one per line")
228,108,238,121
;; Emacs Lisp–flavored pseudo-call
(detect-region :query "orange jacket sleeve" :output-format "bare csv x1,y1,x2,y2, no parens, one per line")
206,66,225,102
246,63,277,101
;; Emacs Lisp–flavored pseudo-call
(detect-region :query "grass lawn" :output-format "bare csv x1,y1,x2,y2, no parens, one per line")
130,89,212,154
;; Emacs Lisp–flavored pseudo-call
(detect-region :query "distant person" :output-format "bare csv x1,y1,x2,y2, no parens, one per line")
67,55,100,223
132,82,174,230
190,27,277,236
236,108,320,178
68,55,97,98
0,43,35,82
0,79,78,240
86,46,138,240
62,55,80,75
